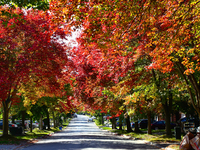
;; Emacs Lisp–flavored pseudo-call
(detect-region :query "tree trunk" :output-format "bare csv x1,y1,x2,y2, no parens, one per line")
56,114,59,127
176,61,200,124
55,119,57,128
118,114,123,130
126,115,133,132
119,124,122,130
2,100,11,137
11,115,16,123
30,117,33,132
134,121,141,133
53,111,56,128
112,117,116,129
101,113,104,125
175,111,179,123
147,110,152,134
39,115,43,130
46,110,50,130
164,107,172,137
163,93,172,137
22,110,26,129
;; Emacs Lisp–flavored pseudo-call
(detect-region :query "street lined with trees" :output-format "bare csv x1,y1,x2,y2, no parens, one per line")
0,0,200,143
20,115,161,150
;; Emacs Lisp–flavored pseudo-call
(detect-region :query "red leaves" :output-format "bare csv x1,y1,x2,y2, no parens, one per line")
160,21,172,31
0,6,69,103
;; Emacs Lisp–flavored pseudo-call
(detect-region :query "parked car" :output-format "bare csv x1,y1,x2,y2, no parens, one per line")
179,117,200,134
151,120,176,130
88,118,93,122
28,120,39,129
33,121,39,128
0,120,17,130
14,120,30,129
116,119,126,126
9,121,24,135
91,116,96,120
138,119,156,129
104,115,111,120
72,113,77,118
130,122,135,128
178,117,187,123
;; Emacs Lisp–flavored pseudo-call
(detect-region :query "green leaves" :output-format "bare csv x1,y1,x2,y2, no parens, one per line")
0,0,49,10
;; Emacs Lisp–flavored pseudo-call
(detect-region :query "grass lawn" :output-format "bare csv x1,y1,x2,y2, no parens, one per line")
0,119,71,145
0,128,61,145
95,120,181,150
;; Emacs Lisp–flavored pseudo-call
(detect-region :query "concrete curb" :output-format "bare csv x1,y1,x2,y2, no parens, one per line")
99,127,180,150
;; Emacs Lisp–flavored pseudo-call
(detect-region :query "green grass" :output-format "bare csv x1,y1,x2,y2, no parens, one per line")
0,128,60,144
94,121,180,150
62,120,70,127
16,128,60,140
0,120,71,145
0,136,21,145
100,126,112,130
94,119,105,126
113,129,180,150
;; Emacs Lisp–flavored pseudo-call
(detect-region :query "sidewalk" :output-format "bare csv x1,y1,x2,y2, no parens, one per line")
99,125,180,150
0,125,180,150
0,132,179,150
0,130,57,150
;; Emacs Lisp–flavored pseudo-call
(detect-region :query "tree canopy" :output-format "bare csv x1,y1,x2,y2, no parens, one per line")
1,0,200,137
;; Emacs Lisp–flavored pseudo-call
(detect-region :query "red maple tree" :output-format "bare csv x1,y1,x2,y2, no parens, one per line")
0,6,69,136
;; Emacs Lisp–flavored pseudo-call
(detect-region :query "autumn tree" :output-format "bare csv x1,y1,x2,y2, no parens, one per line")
30,0,200,136
0,6,69,136
63,0,200,125
141,0,200,121
0,0,49,10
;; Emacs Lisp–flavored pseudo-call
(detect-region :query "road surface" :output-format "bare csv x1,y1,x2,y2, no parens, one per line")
21,115,160,150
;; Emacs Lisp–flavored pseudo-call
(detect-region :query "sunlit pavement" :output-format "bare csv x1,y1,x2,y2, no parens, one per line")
16,115,162,150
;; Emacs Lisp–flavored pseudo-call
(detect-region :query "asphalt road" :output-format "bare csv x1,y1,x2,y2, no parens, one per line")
20,115,161,150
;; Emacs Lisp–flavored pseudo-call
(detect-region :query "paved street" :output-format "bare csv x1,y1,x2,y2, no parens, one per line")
19,115,160,150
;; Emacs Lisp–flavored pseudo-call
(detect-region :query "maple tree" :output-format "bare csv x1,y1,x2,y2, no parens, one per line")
0,6,69,136
124,84,157,134
69,43,126,125
51,1,192,138
0,0,198,137
63,0,200,120
141,0,200,121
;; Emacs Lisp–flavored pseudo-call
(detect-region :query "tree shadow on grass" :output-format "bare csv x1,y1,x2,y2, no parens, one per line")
0,135,24,145
0,132,51,145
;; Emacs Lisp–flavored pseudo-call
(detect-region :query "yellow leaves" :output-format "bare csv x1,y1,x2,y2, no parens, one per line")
182,57,195,75
55,107,60,110
187,48,195,54
144,1,150,8
184,69,195,75
31,100,37,105
124,38,128,42
26,110,33,116
170,56,179,62
195,66,200,71
23,97,30,107
62,7,69,14
128,108,135,116
119,105,124,111
124,95,136,104
111,81,130,96
182,57,193,67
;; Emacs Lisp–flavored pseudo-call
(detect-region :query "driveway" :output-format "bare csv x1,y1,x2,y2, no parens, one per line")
18,115,161,150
